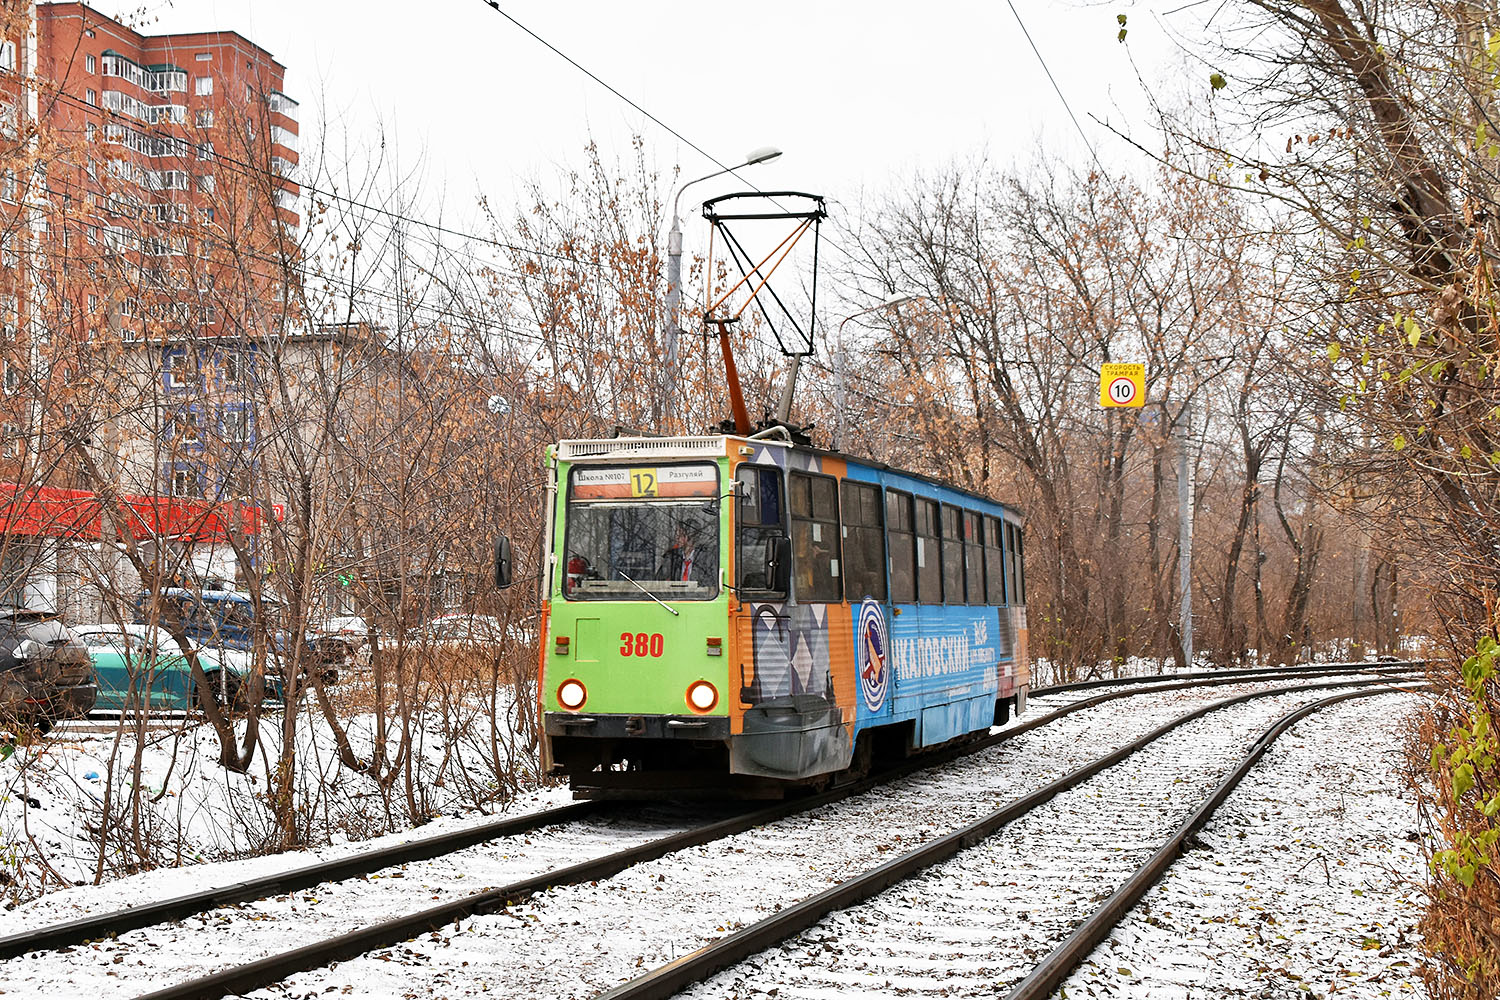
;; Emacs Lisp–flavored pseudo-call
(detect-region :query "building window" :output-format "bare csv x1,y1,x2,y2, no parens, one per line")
2,363,18,393
0,103,15,140
840,480,886,602
84,121,95,143
166,351,189,388
85,88,97,106
86,293,98,313
86,54,96,74
195,109,213,128
196,141,213,161
0,43,16,73
221,408,248,443
195,76,213,96
1,170,16,203
223,353,243,386
170,466,200,497
2,423,21,457
244,82,253,101
196,174,215,194
789,470,841,603
174,410,199,444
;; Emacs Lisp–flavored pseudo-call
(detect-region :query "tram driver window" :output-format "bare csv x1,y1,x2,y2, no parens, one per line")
840,480,886,601
886,490,916,603
790,470,841,603
736,464,786,595
916,498,941,603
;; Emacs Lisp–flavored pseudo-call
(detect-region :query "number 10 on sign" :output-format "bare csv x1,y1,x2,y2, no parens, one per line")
1099,363,1146,408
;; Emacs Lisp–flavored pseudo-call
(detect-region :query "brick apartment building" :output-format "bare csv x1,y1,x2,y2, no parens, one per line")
0,2,307,614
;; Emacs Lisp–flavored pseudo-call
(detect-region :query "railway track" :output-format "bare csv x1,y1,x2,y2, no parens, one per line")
1,663,1421,999
643,684,1428,1000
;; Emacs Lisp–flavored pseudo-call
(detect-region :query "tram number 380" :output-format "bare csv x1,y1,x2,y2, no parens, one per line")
620,632,665,657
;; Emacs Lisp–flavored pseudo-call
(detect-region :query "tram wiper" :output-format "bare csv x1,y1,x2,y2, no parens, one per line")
617,571,680,616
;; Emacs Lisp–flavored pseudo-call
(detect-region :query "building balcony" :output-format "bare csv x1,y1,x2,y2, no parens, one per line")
101,53,187,94
267,90,298,120
269,125,298,153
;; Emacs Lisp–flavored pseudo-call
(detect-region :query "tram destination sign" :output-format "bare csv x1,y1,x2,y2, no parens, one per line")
1099,362,1146,408
570,463,718,500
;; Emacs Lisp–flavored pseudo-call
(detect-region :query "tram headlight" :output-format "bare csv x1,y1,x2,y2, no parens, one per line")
686,680,718,713
556,679,587,711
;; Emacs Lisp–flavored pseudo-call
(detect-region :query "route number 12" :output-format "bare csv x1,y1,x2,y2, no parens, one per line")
630,469,658,497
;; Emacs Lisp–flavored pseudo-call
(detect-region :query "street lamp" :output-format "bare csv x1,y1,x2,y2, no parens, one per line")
661,146,783,425
828,293,919,450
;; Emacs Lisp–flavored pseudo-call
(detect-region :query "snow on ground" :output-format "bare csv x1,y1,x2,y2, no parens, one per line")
0,668,1431,1000
1056,694,1429,999
0,683,541,909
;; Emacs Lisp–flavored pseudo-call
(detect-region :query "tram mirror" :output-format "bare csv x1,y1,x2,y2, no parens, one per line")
493,535,515,590
766,535,792,594
702,489,739,516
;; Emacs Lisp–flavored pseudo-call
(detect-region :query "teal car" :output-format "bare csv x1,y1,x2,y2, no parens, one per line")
77,624,281,713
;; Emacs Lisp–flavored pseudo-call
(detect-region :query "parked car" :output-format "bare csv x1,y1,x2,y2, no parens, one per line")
77,623,283,712
310,615,369,668
135,588,341,684
408,614,509,648
0,606,96,733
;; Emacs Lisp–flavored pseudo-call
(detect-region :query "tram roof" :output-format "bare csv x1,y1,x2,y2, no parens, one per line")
554,432,1024,521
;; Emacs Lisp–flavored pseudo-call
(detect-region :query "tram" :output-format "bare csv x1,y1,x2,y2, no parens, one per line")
521,427,1029,797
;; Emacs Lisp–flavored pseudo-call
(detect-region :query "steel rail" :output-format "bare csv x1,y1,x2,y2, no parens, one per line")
1031,659,1424,698
3,661,1410,968
0,800,607,961
590,674,1425,1000
1002,683,1429,1000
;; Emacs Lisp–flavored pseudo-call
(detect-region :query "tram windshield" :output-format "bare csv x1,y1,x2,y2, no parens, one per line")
563,464,721,601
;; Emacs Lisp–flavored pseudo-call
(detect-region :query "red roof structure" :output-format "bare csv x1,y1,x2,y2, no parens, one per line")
0,483,280,541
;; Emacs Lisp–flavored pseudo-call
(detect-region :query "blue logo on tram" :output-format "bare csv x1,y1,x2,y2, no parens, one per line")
858,598,890,713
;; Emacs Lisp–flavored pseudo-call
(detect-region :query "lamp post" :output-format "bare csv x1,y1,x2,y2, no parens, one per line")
661,146,782,426
826,293,917,450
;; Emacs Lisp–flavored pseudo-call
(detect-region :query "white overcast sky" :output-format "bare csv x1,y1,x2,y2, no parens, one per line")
119,1,1209,236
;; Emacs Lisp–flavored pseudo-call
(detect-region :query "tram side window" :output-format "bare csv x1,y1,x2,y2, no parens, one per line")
790,470,842,602
983,515,1006,605
886,490,916,603
841,481,887,601
916,498,942,603
940,504,964,604
1016,525,1027,603
963,511,985,604
736,464,786,595
1005,522,1020,606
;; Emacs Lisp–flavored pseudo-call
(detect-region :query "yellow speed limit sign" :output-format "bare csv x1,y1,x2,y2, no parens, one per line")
1099,363,1146,408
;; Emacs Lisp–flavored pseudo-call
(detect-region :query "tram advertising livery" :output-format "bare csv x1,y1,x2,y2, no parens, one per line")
531,429,1029,797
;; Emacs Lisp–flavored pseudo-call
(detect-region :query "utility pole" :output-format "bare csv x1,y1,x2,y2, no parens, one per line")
1177,402,1194,670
